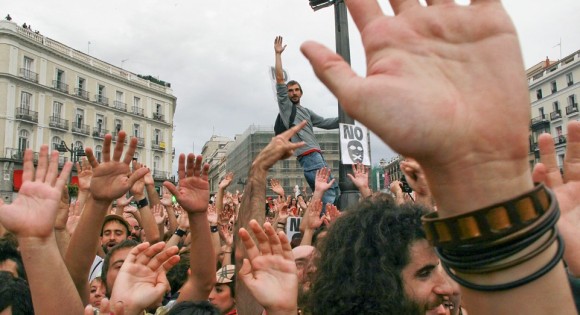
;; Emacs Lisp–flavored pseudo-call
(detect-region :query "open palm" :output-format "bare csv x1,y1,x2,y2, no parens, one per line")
164,153,209,213
302,0,530,168
0,148,71,238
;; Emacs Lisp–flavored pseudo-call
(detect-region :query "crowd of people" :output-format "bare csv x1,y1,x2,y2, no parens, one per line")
2,0,580,314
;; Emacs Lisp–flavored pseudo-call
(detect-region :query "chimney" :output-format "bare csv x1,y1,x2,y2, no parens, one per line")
545,56,550,68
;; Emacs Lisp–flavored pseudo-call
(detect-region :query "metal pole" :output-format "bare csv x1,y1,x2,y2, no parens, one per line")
334,0,359,210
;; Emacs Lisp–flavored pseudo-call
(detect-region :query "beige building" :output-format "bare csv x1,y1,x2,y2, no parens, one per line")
0,20,176,202
528,50,580,170
200,135,233,194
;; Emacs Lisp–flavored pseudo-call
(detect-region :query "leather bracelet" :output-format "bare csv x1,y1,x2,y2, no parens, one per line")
136,198,149,209
443,233,564,291
422,183,551,249
174,229,186,237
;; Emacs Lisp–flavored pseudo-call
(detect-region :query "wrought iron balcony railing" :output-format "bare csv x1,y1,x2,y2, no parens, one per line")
49,116,69,130
19,68,38,83
15,107,38,123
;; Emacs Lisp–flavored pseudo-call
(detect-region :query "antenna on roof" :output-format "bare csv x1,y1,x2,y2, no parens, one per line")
553,38,562,60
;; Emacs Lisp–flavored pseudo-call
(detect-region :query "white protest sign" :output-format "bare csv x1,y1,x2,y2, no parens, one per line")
285,217,302,242
339,122,370,165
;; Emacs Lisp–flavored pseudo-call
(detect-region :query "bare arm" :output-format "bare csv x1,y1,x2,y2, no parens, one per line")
131,161,160,244
65,132,148,304
164,153,215,301
274,36,286,84
234,121,306,315
0,147,84,314
301,0,575,313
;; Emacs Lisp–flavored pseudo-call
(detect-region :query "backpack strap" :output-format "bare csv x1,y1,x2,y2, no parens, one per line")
288,104,297,128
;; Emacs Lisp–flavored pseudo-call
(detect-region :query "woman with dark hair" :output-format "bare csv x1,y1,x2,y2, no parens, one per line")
208,265,237,315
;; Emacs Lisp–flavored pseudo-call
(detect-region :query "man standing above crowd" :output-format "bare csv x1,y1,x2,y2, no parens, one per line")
274,36,339,205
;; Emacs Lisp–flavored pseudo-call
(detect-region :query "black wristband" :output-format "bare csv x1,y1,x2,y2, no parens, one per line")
210,226,219,233
174,229,186,237
136,198,149,209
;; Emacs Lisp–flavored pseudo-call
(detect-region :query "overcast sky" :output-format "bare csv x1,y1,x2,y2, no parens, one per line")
3,0,580,167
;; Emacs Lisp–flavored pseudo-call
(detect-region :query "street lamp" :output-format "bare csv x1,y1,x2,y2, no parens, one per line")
57,141,86,181
308,0,358,210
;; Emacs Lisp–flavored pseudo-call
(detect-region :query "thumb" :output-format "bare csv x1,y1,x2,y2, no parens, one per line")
127,167,149,187
238,258,254,284
163,181,179,198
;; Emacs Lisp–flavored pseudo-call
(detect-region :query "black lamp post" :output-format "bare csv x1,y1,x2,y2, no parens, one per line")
57,141,86,181
308,0,358,210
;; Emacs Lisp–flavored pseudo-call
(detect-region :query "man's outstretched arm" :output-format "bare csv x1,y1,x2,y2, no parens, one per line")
274,35,286,84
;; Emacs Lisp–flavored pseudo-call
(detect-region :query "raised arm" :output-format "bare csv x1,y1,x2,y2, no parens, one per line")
130,161,160,244
65,132,148,303
164,153,215,301
234,121,306,315
301,0,574,313
0,147,83,314
347,162,372,198
274,36,286,84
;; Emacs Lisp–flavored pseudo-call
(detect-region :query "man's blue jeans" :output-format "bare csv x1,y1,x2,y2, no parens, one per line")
297,151,340,205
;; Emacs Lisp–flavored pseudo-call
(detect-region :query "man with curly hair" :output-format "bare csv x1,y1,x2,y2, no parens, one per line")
309,199,458,315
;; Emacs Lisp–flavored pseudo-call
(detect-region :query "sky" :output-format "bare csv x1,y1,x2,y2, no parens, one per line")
3,0,580,168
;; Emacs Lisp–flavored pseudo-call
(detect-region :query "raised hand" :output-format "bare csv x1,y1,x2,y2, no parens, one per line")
76,158,93,192
301,0,533,213
314,167,336,195
0,146,72,238
152,204,167,225
400,158,430,197
307,201,324,230
55,185,70,231
274,36,287,55
160,187,173,207
218,172,234,190
110,242,180,313
143,165,154,186
238,220,297,313
346,162,369,190
66,201,82,235
325,203,341,226
117,194,134,208
254,121,307,171
270,178,286,197
86,132,149,202
219,225,234,248
532,121,580,276
207,205,218,226
130,161,146,199
163,154,209,214
176,212,190,231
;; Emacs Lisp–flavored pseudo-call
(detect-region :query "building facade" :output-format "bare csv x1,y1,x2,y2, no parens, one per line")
528,50,580,170
214,125,340,197
0,20,176,202
200,135,233,195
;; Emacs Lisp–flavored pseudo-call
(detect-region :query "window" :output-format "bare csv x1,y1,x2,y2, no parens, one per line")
538,107,545,117
133,124,141,137
567,73,574,86
23,56,33,71
116,91,123,101
18,129,30,152
536,89,543,100
551,81,557,93
283,160,290,169
553,101,560,112
53,101,63,118
20,91,32,109
95,145,103,162
96,114,105,132
570,94,578,106
154,129,162,143
134,97,140,107
78,77,86,90
556,126,563,136
75,141,84,151
76,109,84,128
51,136,62,150
133,151,140,161
98,84,105,97
114,119,122,133
56,69,65,82
156,103,162,114
154,156,161,171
